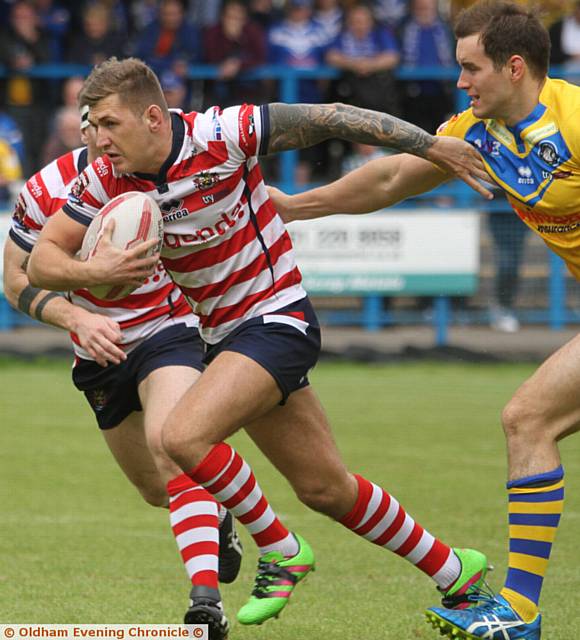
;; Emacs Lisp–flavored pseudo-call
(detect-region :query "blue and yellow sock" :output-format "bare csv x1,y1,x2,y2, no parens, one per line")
500,465,564,622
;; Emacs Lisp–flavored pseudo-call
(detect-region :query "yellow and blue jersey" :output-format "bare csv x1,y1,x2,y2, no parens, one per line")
437,77,580,279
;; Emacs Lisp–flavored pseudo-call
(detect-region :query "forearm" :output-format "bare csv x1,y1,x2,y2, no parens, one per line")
267,103,435,157
369,52,399,71
274,155,448,222
15,284,84,332
4,248,81,331
28,238,95,291
289,159,400,220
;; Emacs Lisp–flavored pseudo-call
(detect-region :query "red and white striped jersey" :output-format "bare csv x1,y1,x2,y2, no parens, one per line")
10,147,197,361
63,106,306,344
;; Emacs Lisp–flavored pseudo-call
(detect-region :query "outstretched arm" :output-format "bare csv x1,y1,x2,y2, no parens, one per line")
267,103,492,199
3,237,126,366
269,153,449,222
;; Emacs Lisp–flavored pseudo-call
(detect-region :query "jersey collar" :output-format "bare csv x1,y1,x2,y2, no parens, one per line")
133,111,185,190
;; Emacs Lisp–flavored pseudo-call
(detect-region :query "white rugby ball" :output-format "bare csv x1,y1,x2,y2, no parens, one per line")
79,191,163,301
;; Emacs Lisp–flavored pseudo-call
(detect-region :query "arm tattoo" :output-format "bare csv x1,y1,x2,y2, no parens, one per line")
18,285,43,316
267,103,435,157
33,292,62,322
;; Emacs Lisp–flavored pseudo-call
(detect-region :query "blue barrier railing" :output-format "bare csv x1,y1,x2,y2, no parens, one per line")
0,63,573,339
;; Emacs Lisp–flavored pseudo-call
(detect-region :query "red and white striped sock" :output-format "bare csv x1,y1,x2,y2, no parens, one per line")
340,475,460,589
186,443,298,557
167,474,220,589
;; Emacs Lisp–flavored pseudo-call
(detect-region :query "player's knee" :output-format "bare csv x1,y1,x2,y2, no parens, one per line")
295,479,350,518
161,418,185,461
501,395,541,441
137,484,169,508
161,419,206,469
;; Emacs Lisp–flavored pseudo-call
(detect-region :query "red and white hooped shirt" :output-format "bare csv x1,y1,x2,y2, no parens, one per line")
63,106,307,344
10,147,196,361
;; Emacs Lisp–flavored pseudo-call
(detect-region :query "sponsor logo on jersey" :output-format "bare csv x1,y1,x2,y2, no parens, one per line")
95,157,109,177
164,203,245,248
552,170,572,179
160,198,192,222
212,107,222,140
517,165,534,184
28,175,43,199
474,138,501,156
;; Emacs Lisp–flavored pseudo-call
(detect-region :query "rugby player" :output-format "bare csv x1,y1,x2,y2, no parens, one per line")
3,104,243,633
26,57,492,639
269,2,578,638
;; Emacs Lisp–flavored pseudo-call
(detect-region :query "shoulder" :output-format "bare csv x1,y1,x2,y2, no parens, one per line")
436,109,479,139
542,78,580,155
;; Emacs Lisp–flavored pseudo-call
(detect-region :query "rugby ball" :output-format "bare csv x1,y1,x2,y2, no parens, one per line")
79,191,163,300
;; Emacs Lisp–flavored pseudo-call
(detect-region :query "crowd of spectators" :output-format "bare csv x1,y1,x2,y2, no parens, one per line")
0,0,577,183
0,0,578,330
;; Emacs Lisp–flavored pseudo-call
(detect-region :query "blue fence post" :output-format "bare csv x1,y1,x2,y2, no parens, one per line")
362,294,382,331
0,296,14,331
549,252,566,330
433,296,450,346
278,70,299,194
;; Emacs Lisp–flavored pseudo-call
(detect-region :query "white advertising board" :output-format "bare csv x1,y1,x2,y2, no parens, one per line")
287,208,480,295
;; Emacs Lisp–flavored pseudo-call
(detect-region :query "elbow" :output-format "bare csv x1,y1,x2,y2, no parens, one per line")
26,253,43,288
3,281,19,311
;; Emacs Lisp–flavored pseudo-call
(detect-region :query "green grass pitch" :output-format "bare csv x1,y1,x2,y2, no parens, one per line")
0,358,578,638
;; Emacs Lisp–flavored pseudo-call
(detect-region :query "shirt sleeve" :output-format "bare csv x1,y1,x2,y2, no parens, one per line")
63,157,114,226
193,104,269,163
436,109,474,139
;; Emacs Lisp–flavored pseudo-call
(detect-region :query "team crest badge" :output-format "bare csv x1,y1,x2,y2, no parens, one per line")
538,141,559,167
193,171,220,191
87,388,109,411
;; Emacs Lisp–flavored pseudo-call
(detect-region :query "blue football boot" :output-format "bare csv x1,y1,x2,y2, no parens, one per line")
426,593,541,639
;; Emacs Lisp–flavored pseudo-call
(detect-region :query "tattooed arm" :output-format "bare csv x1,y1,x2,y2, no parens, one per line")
267,103,492,199
3,237,126,366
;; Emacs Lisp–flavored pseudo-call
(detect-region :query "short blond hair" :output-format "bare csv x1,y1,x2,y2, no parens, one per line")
79,57,170,118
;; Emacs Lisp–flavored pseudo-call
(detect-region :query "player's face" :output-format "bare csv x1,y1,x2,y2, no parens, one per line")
88,93,153,173
456,35,514,120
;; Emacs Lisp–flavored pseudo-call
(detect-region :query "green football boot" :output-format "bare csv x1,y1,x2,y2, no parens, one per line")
440,548,492,609
237,533,315,625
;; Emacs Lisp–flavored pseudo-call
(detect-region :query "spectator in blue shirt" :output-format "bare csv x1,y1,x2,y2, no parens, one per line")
34,0,70,62
398,0,455,133
313,0,344,49
133,0,200,78
327,3,400,114
267,0,327,104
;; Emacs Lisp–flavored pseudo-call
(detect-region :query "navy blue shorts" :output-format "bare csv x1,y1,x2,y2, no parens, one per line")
72,323,204,430
203,297,321,403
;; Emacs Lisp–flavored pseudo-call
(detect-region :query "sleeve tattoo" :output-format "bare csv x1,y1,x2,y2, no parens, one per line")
267,103,435,156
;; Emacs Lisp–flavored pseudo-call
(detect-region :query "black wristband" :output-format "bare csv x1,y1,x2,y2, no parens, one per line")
17,285,43,316
34,292,62,321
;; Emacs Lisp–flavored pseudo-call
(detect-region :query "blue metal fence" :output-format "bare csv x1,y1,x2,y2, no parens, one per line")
0,63,573,339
